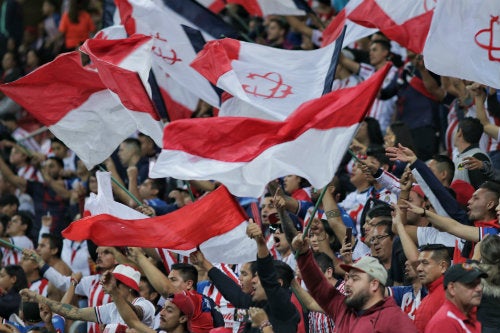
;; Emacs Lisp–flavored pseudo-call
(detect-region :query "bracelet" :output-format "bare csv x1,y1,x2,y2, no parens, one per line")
260,321,272,332
70,278,79,287
325,209,341,218
421,209,426,217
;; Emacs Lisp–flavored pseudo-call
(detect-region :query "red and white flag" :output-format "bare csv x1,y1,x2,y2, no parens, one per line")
321,0,377,47
0,52,157,169
226,0,307,17
64,185,257,264
80,35,164,146
423,0,500,89
116,0,224,108
150,63,390,198
191,37,342,120
346,0,435,53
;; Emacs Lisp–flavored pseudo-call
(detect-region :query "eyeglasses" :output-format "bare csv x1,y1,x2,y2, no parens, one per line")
269,224,282,234
369,234,391,244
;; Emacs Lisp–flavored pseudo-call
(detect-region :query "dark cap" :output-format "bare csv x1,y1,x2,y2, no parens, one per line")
444,262,488,288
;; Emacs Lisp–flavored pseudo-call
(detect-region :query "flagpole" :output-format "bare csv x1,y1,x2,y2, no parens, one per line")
183,181,196,202
294,186,328,259
16,126,49,142
98,165,143,207
0,238,23,251
293,26,346,258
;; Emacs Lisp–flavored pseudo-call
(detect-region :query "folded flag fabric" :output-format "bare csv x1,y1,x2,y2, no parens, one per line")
150,63,391,198
226,0,308,17
64,185,257,264
80,34,164,146
423,0,500,89
347,0,434,53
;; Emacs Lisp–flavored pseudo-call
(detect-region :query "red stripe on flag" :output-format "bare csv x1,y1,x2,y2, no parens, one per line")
348,0,433,53
115,0,137,35
190,38,241,85
0,52,106,126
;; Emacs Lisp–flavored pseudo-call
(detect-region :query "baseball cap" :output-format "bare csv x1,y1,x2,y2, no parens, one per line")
171,291,196,317
411,184,426,199
444,262,488,288
112,264,141,291
170,291,213,333
340,256,388,285
450,180,475,207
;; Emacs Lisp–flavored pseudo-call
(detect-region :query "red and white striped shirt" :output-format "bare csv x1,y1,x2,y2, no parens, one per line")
1,236,34,266
29,278,49,297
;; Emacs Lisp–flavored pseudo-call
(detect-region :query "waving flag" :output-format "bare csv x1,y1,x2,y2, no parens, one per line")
150,63,390,197
423,0,500,89
0,52,157,169
80,35,164,145
64,185,257,264
227,0,309,17
115,0,238,109
191,33,344,120
346,0,434,53
321,0,377,47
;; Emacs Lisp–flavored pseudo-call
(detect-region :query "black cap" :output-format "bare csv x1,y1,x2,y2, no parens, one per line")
444,263,488,288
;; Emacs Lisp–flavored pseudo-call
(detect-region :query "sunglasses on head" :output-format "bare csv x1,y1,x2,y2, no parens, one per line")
269,224,283,234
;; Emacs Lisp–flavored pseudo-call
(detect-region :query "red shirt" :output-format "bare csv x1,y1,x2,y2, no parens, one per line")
413,275,446,333
424,299,481,333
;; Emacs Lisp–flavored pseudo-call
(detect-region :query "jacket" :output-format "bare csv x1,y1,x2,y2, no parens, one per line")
297,250,417,333
208,254,300,333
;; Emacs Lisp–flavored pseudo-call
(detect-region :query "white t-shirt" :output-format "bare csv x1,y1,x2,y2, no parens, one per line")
96,297,156,331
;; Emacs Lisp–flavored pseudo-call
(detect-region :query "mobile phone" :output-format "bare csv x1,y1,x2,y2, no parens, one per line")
345,227,352,244
234,309,251,323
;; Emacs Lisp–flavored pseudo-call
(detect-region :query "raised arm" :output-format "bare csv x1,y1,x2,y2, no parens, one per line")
127,247,175,297
20,288,97,322
247,219,269,259
403,199,480,242
470,83,499,140
101,271,155,333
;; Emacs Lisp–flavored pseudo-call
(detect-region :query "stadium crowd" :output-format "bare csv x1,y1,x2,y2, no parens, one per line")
0,0,499,333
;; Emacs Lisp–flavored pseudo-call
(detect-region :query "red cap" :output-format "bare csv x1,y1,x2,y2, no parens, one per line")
411,184,426,199
171,291,213,333
450,180,475,207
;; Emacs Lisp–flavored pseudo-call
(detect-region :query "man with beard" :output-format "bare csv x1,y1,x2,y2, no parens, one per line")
292,234,417,332
425,263,487,333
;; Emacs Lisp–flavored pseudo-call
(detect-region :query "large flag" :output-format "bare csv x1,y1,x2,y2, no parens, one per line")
64,184,257,264
423,0,500,89
191,34,343,120
0,52,158,169
227,0,308,17
115,0,238,109
150,63,391,197
343,0,434,53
